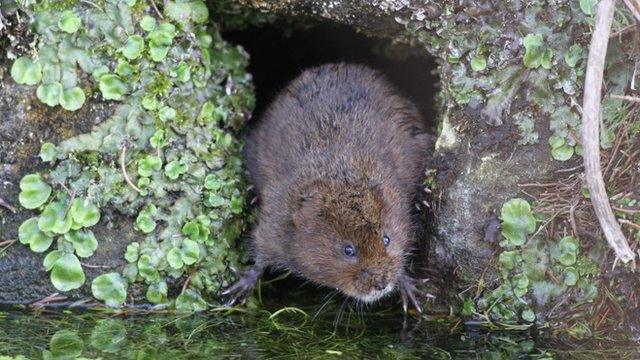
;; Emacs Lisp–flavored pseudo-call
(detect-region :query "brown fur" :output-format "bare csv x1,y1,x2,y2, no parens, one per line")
244,63,431,301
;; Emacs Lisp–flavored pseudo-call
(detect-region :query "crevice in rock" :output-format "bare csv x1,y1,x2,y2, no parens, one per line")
222,20,440,131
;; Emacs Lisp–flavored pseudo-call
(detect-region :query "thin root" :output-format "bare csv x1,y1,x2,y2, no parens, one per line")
120,145,142,194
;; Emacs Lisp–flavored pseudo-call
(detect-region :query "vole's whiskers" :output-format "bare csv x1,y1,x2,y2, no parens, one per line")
312,290,338,321
333,296,350,330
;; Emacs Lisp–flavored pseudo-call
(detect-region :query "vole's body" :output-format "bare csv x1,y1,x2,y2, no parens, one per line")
226,63,431,310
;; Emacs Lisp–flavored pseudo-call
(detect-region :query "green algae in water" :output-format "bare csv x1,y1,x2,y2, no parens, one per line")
1,297,637,359
0,310,557,359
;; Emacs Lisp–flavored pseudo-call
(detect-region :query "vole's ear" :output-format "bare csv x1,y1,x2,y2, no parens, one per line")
292,179,328,228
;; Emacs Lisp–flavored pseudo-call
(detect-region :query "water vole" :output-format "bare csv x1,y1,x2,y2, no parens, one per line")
224,63,431,312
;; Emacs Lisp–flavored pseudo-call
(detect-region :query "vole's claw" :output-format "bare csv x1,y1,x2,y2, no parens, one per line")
400,288,409,314
221,265,263,306
398,274,433,314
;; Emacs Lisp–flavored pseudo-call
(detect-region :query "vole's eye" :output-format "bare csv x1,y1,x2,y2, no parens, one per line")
344,244,356,257
383,235,391,247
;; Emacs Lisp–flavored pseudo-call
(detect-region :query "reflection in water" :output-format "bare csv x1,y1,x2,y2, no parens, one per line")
0,301,638,359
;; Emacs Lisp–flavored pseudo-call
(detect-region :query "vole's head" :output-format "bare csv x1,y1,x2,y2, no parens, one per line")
290,179,410,303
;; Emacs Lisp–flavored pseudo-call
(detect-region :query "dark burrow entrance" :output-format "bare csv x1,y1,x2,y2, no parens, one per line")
223,21,440,132
222,21,441,307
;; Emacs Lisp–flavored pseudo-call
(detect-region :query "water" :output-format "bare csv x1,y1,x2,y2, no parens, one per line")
1,289,638,359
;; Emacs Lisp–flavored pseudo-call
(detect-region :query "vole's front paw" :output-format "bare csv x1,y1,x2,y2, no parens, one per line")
221,265,263,306
398,274,434,314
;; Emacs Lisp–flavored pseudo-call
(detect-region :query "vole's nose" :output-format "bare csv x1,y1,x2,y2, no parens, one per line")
373,281,386,291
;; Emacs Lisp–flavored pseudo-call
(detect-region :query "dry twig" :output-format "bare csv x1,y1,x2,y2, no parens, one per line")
149,0,164,19
622,0,640,22
0,197,17,213
582,0,636,263
610,94,640,103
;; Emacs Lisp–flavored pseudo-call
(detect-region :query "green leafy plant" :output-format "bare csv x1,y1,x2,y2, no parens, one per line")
47,252,85,292
99,74,128,100
92,273,128,307
18,217,53,253
523,34,553,70
474,198,597,323
11,57,42,85
470,56,487,72
13,0,253,310
549,106,580,161
58,10,81,33
18,174,52,209
500,198,536,247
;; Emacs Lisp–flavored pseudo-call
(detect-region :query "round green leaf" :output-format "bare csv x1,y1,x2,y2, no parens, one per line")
190,1,209,23
523,34,545,69
158,106,176,122
36,82,63,106
149,129,165,148
149,45,170,62
551,144,574,161
513,273,529,289
65,229,98,258
70,198,101,228
180,239,200,265
51,253,85,291
18,174,52,209
146,280,167,304
559,236,579,253
140,15,156,31
521,309,536,323
136,216,156,233
142,95,159,110
122,263,138,283
115,63,134,80
137,155,162,177
91,273,128,307
231,195,243,214
166,248,184,269
499,250,519,271
580,0,597,15
99,74,127,100
122,35,145,60
175,288,207,312
92,65,109,81
500,198,536,246
470,56,486,72
165,2,192,25
59,87,85,111
19,217,53,252
203,174,223,190
38,199,72,234
58,10,81,33
39,142,57,162
138,254,160,282
558,252,577,266
124,242,139,263
564,44,583,68
181,221,199,238
563,266,579,286
540,48,553,70
43,250,63,271
49,330,83,358
90,319,127,353
164,160,187,180
11,57,42,85
175,61,191,82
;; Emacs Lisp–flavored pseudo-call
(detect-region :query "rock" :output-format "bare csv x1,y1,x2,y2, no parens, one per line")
0,66,142,304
